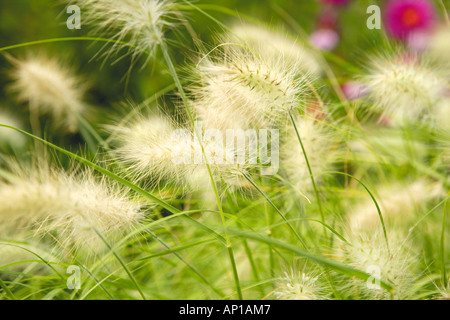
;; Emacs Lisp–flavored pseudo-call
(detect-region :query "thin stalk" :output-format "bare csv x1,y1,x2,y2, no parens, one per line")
91,228,147,300
159,40,242,299
441,193,449,288
320,171,390,256
148,231,226,298
261,176,275,281
0,37,142,54
288,111,325,225
225,190,264,297
0,277,16,300
243,172,307,248
439,0,450,26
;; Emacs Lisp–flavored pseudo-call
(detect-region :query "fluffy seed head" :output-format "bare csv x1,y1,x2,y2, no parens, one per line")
8,53,87,133
110,115,252,192
339,231,417,299
274,270,328,300
192,44,311,130
361,53,448,125
68,0,180,63
280,115,336,192
428,26,450,71
349,180,444,231
0,162,144,254
111,115,197,188
229,23,322,77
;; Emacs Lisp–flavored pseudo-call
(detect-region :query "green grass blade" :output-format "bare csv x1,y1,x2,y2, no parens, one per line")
229,229,393,292
321,171,390,255
0,276,16,300
0,124,225,245
243,173,308,248
441,192,450,287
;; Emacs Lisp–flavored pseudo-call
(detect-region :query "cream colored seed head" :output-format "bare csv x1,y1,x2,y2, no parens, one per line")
274,270,327,300
230,23,322,77
349,179,444,231
280,116,335,192
111,115,253,192
361,53,448,125
193,46,311,130
8,54,87,133
0,164,144,254
68,0,180,62
340,231,417,300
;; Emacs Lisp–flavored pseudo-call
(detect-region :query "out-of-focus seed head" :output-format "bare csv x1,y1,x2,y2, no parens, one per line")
0,161,144,255
361,52,448,125
8,53,87,133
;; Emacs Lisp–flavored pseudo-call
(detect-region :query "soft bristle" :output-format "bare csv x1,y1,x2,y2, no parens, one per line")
274,269,328,300
280,115,336,193
339,231,418,300
191,43,312,131
8,53,87,133
110,114,254,192
349,179,444,231
0,162,144,254
67,0,180,63
229,23,322,77
360,52,448,125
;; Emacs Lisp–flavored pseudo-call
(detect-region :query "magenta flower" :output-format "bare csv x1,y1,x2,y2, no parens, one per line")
319,0,352,6
385,0,436,40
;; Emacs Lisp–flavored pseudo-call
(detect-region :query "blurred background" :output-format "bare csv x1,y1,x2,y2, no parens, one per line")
0,0,448,148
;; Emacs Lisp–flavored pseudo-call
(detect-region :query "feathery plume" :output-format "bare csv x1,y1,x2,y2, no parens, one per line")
434,97,450,131
67,0,180,63
280,115,336,192
192,43,312,130
360,52,448,125
349,180,444,231
339,231,418,299
8,53,87,133
229,23,322,77
110,114,198,188
110,114,253,192
428,26,450,72
274,269,328,300
0,162,144,254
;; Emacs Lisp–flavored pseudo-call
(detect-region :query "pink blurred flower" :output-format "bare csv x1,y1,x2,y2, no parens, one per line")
341,82,370,100
319,0,352,6
385,0,436,40
407,30,431,52
310,29,339,51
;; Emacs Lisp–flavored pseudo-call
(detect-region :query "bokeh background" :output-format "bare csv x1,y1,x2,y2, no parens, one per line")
2,0,439,141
